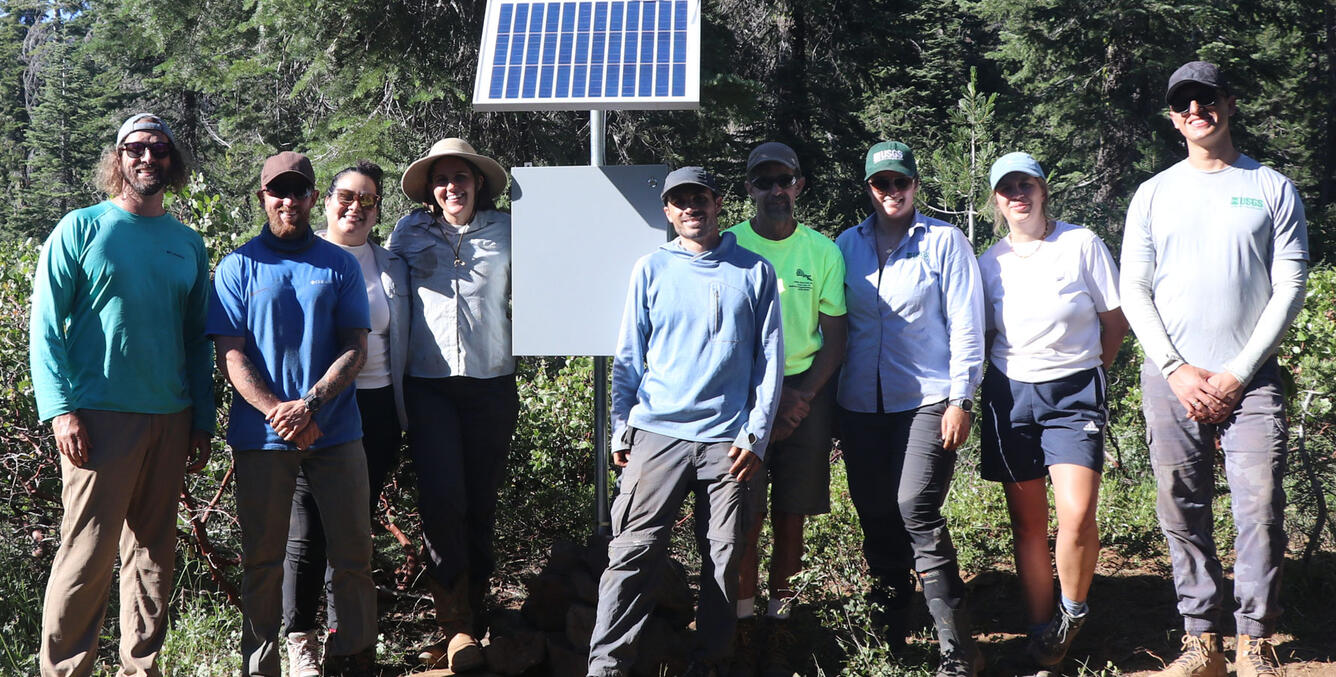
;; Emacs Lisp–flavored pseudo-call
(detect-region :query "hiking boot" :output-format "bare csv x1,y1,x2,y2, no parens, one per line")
727,617,758,677
323,643,376,677
418,575,485,672
1235,635,1282,677
759,620,799,677
927,597,983,677
869,575,913,654
286,631,322,677
683,659,720,677
1027,604,1088,667
1152,632,1226,677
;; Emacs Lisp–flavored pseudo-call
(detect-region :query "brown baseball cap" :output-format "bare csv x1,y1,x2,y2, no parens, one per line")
260,151,315,188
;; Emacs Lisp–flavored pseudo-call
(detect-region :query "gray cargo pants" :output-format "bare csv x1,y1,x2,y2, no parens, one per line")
587,429,748,676
1141,359,1288,637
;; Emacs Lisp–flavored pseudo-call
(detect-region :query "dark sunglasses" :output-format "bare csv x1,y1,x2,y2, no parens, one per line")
333,189,381,208
868,175,914,193
667,193,714,210
749,174,798,191
120,141,173,159
1169,86,1219,115
263,186,314,200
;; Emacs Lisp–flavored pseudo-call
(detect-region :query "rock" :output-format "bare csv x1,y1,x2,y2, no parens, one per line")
546,538,583,575
653,557,695,627
583,533,611,574
545,632,589,677
565,602,597,649
485,628,547,675
522,571,573,631
631,614,687,677
570,566,599,604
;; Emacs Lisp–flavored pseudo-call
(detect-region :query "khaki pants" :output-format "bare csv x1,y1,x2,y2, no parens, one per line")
40,409,192,677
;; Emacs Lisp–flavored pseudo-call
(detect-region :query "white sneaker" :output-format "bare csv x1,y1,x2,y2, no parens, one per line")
286,631,323,677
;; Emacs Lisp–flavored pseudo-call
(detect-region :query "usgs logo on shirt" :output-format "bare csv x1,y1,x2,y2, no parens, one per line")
1231,196,1265,210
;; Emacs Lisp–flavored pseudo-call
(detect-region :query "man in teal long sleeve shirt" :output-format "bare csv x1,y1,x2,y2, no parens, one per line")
29,114,213,677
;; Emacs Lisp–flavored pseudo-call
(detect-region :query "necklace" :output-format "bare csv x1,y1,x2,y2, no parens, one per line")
439,221,469,267
1007,221,1053,259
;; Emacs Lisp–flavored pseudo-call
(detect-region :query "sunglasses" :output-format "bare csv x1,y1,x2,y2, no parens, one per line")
333,189,381,208
749,174,798,191
120,141,173,159
667,193,714,210
1169,86,1219,115
263,186,314,200
868,175,914,193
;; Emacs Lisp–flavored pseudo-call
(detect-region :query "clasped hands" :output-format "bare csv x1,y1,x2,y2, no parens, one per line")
1167,365,1243,423
266,399,322,450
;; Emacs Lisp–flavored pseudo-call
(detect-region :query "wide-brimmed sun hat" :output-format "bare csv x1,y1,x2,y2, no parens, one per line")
400,138,508,204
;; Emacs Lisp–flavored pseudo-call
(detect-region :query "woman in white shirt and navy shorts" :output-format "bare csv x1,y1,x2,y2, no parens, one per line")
977,152,1129,670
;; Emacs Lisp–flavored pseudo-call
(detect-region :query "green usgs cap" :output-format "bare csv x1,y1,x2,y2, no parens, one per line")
864,141,917,180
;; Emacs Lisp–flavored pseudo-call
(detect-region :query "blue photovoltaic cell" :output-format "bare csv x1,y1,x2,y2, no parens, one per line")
491,0,691,101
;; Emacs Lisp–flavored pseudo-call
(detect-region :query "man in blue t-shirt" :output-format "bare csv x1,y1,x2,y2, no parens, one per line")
208,151,376,676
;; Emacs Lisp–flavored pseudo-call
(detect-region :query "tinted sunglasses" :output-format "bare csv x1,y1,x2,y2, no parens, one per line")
666,193,714,210
749,174,798,191
868,175,914,193
1169,86,1219,115
263,186,314,200
120,141,173,159
333,189,381,208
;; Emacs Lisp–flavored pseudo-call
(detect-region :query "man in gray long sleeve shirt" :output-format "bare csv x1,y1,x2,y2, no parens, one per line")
1120,61,1307,677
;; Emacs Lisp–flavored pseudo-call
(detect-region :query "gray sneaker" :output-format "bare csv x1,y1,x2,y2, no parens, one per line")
1027,605,1087,667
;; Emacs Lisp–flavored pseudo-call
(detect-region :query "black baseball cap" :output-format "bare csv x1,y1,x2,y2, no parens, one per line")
661,166,721,203
1166,61,1231,103
746,142,800,175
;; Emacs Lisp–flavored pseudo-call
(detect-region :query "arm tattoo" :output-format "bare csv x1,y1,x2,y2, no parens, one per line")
307,328,368,402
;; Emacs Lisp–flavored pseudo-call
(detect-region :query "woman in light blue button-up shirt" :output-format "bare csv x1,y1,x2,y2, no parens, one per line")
835,141,986,675
387,138,519,671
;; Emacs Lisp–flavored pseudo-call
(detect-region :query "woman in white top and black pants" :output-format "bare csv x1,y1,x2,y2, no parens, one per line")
976,152,1128,669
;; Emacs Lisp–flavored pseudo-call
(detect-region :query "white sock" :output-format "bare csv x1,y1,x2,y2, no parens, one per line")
736,597,755,619
766,597,792,620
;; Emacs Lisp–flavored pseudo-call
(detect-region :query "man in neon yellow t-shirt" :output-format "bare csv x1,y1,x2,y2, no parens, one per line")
726,141,846,673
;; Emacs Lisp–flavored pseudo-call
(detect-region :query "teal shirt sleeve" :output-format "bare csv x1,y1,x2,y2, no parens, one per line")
29,214,85,421
186,236,215,432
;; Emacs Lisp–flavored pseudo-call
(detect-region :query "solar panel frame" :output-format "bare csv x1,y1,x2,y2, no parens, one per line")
474,0,700,111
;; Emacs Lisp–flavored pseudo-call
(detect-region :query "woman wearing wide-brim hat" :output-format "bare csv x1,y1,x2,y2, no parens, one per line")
387,138,517,672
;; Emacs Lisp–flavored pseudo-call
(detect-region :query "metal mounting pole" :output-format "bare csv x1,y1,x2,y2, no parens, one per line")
591,109,612,537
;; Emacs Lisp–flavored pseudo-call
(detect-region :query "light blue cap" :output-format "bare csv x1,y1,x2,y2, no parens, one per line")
116,113,176,147
989,152,1045,189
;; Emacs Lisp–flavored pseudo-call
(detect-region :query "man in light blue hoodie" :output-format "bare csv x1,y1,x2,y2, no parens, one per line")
587,167,784,677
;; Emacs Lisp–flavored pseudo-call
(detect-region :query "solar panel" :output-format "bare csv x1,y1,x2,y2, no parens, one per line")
473,0,700,111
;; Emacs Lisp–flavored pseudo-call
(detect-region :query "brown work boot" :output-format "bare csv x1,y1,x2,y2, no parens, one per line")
417,575,485,672
1152,632,1226,677
1235,635,1282,677
759,620,799,677
727,616,759,677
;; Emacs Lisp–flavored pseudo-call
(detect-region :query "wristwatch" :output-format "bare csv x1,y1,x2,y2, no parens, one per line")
302,392,324,414
949,398,973,413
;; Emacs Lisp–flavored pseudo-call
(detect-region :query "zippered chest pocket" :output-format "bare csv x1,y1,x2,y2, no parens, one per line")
710,281,745,344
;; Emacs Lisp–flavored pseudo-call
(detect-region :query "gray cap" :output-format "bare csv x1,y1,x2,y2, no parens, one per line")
746,142,800,175
1166,61,1230,103
661,166,721,202
116,113,176,147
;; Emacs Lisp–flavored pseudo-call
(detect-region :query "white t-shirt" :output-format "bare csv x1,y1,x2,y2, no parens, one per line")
978,221,1121,382
334,241,392,389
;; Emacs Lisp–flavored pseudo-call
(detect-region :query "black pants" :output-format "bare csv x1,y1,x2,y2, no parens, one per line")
404,374,519,621
283,386,402,633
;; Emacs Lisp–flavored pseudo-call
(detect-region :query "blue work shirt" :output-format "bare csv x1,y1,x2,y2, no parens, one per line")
835,212,985,414
207,227,371,451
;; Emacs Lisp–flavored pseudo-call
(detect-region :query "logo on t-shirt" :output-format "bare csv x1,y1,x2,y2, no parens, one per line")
790,267,814,291
1230,196,1265,210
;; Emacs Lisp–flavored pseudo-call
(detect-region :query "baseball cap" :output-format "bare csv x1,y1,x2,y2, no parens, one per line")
661,166,721,202
864,141,917,180
260,151,316,188
116,113,176,147
989,152,1046,190
746,142,800,175
1166,61,1231,103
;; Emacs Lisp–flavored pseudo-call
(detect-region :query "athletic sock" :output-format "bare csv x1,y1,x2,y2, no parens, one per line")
766,596,792,620
1060,593,1089,618
737,597,755,619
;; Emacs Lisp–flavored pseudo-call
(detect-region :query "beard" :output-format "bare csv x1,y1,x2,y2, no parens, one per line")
123,163,167,197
